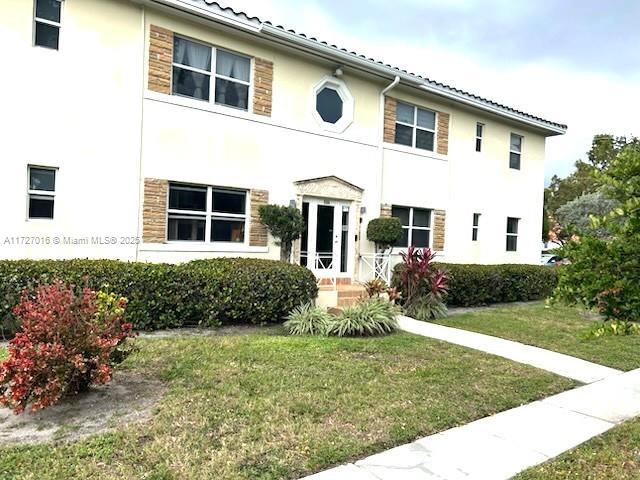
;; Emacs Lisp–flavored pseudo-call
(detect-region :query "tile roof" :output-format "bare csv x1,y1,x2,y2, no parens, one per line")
169,0,567,133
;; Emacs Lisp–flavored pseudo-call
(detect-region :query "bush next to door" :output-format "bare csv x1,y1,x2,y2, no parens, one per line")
392,263,558,307
0,258,317,332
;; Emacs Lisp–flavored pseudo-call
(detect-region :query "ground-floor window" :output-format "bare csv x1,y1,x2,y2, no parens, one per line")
392,206,432,248
167,183,247,243
506,217,519,251
28,166,56,219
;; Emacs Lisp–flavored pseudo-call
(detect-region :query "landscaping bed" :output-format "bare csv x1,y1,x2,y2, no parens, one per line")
436,303,640,371
516,417,640,480
0,330,575,480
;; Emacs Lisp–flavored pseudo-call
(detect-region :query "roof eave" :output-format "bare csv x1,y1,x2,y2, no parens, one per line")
138,0,568,136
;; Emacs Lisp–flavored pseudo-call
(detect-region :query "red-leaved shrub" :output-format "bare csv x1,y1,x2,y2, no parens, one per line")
0,281,135,414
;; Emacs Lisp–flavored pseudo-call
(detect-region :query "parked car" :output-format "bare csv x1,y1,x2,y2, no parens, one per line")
541,254,567,267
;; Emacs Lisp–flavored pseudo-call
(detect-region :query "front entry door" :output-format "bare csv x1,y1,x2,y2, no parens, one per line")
301,198,350,278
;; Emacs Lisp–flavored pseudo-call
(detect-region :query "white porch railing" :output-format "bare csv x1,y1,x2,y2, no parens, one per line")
358,253,402,284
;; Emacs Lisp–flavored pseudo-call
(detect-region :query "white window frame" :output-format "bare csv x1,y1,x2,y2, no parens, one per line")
392,206,433,248
475,123,484,152
33,0,62,49
472,213,480,241
171,36,253,112
506,217,519,252
167,183,249,244
510,133,523,169
311,76,354,133
395,102,437,152
27,165,57,220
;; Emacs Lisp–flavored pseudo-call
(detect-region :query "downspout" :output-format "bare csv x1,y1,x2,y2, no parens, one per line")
134,5,146,262
378,76,400,213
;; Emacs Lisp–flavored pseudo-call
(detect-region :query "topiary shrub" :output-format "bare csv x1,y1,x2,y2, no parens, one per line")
393,263,558,307
284,303,333,336
0,258,318,332
326,298,399,337
0,282,135,414
366,217,403,252
258,204,306,263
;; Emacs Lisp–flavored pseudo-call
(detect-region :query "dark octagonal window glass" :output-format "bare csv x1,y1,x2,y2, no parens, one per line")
316,87,343,124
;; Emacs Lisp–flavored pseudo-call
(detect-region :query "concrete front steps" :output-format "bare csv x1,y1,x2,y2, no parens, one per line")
316,280,367,309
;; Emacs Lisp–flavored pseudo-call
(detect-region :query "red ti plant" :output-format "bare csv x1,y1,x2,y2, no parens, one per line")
398,247,448,319
399,247,447,304
0,281,135,414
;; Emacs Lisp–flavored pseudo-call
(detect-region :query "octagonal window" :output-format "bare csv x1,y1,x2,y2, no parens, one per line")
316,87,343,124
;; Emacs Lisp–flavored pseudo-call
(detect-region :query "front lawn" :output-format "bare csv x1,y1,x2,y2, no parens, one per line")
437,303,640,371
0,329,574,479
516,417,640,480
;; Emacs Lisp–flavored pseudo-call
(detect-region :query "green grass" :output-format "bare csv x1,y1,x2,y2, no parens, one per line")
516,417,640,479
437,303,640,371
0,330,575,480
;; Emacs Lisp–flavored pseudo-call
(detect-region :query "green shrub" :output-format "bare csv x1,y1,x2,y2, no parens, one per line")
326,299,399,337
0,258,317,331
393,263,558,307
585,320,640,339
405,293,448,321
284,303,333,336
366,217,403,251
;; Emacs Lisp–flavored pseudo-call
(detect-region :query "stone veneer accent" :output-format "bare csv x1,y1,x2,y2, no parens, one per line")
143,178,168,243
433,209,446,251
249,189,269,246
148,25,173,95
253,58,274,117
436,112,450,156
383,96,397,143
380,204,392,218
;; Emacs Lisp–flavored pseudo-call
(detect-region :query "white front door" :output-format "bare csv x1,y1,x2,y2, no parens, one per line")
301,198,351,278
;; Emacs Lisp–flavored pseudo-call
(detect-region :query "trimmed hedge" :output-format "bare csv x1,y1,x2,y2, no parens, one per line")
392,263,558,307
0,258,317,333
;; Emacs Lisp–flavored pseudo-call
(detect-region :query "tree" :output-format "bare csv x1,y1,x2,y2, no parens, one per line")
555,143,640,322
258,205,306,263
555,192,619,239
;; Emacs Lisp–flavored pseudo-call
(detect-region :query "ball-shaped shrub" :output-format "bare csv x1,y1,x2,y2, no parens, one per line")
367,217,403,251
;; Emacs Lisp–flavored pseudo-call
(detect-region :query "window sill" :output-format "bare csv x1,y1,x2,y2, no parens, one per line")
146,90,255,121
139,242,269,254
383,142,447,161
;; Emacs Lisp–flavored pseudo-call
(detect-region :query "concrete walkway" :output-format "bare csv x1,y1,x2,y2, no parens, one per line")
397,316,621,383
302,367,640,480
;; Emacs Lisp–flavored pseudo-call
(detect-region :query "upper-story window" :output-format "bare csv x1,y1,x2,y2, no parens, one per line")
312,77,354,133
476,123,484,152
510,133,523,169
167,183,247,243
392,206,432,248
395,102,436,152
28,166,56,219
172,37,251,111
34,0,61,50
316,87,343,124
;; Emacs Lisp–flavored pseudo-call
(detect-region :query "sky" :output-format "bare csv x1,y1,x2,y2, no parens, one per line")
223,0,640,183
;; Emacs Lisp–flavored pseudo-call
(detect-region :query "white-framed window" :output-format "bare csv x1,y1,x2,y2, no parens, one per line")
392,206,432,248
167,183,247,243
394,102,436,152
34,0,62,50
510,133,523,169
172,36,251,111
476,123,484,152
28,166,56,219
506,217,519,251
472,213,480,241
311,77,354,133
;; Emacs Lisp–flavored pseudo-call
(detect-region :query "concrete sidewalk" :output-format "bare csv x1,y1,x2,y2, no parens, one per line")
397,316,621,383
302,368,640,480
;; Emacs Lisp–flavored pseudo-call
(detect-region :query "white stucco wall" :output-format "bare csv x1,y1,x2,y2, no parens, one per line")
0,0,144,260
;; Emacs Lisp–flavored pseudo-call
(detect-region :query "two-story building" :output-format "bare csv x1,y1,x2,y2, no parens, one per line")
0,0,566,285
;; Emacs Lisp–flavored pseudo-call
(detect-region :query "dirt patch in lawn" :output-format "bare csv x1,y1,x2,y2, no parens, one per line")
139,324,282,339
0,371,165,446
